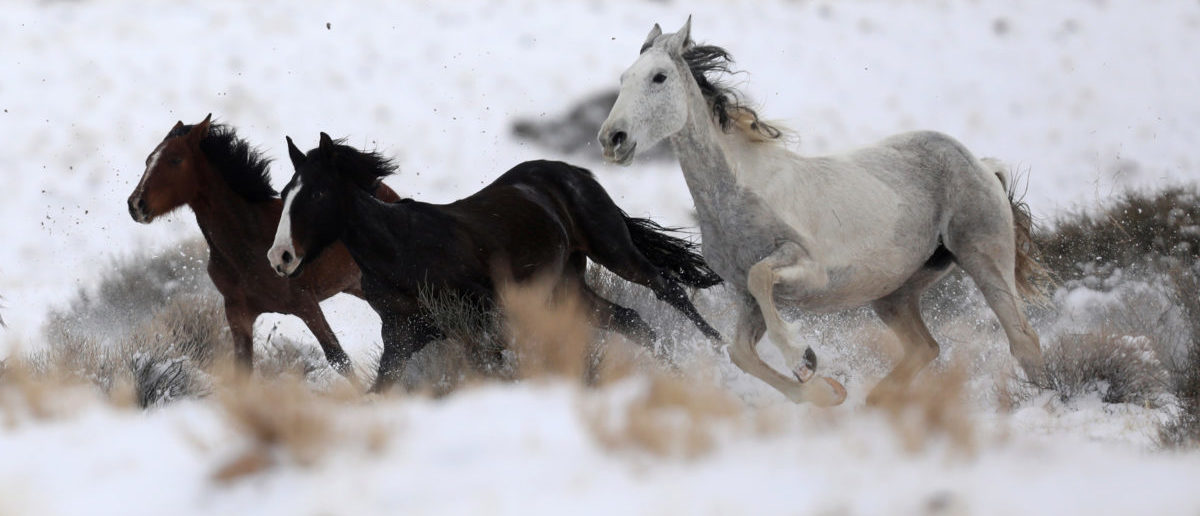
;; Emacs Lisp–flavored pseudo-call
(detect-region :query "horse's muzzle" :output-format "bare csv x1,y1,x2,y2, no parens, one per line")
267,244,302,278
127,196,151,224
600,138,637,166
598,127,637,166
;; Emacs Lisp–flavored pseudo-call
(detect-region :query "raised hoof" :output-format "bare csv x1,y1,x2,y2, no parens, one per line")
812,377,847,407
792,347,819,383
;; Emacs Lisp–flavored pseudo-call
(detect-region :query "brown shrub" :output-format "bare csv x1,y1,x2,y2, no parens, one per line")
1159,266,1200,448
1035,185,1199,287
44,238,214,349
1020,330,1168,406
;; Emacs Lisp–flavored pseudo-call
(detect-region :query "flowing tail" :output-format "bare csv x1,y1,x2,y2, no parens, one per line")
981,158,1049,299
622,215,723,289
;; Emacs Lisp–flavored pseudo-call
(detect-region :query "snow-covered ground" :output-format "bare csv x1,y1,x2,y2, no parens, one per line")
2,0,1199,514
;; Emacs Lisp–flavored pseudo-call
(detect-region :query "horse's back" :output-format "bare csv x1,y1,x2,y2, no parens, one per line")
440,161,589,279
745,131,1007,308
486,159,598,196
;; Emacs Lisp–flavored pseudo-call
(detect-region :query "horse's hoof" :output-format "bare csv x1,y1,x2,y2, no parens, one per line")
792,347,819,383
811,377,847,407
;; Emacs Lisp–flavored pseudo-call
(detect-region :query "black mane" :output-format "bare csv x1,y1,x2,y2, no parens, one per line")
681,45,782,140
308,138,398,192
168,123,278,201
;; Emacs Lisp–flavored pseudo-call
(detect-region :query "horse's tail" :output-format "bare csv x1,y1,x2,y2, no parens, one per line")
980,158,1049,300
623,214,723,289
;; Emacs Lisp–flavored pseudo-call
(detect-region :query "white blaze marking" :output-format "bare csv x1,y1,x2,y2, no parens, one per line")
270,176,302,269
134,143,165,195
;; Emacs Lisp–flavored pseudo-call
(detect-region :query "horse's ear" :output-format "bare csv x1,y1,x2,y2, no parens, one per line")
170,120,184,135
190,113,213,143
666,15,693,54
286,136,306,166
318,132,335,153
640,23,662,54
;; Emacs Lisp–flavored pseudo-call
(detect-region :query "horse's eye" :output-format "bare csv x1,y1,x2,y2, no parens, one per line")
169,157,183,166
652,72,667,84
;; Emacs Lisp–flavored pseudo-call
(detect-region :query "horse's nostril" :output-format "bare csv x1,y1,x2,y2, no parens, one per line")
610,131,627,147
136,198,147,211
281,251,293,264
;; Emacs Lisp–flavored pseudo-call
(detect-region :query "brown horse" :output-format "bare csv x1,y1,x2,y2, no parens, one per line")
127,115,399,378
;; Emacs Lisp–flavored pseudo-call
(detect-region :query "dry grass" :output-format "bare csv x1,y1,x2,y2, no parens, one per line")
872,361,976,455
1018,330,1168,407
414,286,511,389
500,278,594,382
208,353,394,482
498,277,747,459
583,372,742,459
1035,185,1199,287
1159,266,1200,448
14,293,231,411
0,352,110,426
44,239,214,348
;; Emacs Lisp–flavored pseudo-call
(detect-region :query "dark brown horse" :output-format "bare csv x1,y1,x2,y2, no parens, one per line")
127,115,399,377
268,133,723,392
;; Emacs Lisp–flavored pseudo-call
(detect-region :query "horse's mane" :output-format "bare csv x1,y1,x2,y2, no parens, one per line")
682,45,783,142
168,123,278,201
310,138,398,192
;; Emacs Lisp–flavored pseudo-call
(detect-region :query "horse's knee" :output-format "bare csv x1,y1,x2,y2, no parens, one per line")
747,261,776,296
728,344,757,372
776,259,828,291
750,245,827,295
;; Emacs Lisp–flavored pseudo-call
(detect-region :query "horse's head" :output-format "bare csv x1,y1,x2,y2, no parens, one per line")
269,133,393,277
127,114,213,223
599,17,694,166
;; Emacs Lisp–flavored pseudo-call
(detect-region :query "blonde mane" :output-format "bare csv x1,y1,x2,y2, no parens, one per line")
682,45,784,144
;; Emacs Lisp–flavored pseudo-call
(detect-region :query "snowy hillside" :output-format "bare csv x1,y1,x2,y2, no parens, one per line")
2,0,1199,514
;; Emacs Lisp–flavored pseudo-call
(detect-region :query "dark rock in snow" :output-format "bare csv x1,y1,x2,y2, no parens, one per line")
511,90,672,162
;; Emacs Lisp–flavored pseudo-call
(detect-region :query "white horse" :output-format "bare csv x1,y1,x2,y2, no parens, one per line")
598,18,1046,406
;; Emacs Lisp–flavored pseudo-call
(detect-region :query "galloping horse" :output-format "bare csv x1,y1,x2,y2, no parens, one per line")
599,18,1046,406
267,133,722,393
127,115,400,378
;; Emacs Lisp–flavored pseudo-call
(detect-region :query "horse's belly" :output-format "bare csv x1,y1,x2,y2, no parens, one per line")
773,246,929,312
774,270,907,312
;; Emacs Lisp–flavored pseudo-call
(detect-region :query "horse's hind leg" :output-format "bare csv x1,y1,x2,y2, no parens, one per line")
578,282,658,349
294,300,356,381
867,267,949,406
947,221,1046,381
559,182,720,339
583,244,719,340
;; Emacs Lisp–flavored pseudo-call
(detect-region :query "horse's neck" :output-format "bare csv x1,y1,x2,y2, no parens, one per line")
667,87,817,283
189,174,278,263
339,192,412,276
671,100,734,214
669,93,787,229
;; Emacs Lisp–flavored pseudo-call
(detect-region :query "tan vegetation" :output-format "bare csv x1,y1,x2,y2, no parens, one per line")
871,360,976,455
582,371,743,459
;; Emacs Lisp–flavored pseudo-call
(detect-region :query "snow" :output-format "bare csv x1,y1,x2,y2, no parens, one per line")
2,0,1199,514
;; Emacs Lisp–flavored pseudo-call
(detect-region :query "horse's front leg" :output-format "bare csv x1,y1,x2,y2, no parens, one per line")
224,301,258,374
369,311,440,394
727,299,844,406
746,242,845,406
